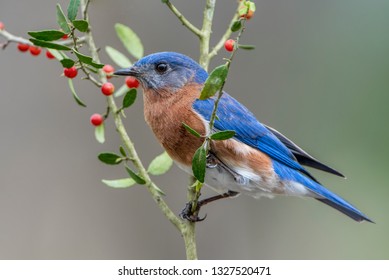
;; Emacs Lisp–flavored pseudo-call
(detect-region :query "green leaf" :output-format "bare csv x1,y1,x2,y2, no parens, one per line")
119,146,127,157
73,49,104,69
238,1,256,17
192,146,207,183
105,46,132,68
249,2,256,12
152,184,166,196
199,64,228,100
182,122,201,138
125,166,146,185
113,84,128,98
60,58,75,68
148,151,173,176
122,89,137,109
28,30,66,41
72,19,89,32
98,153,123,165
68,79,86,107
102,178,136,188
30,39,71,51
115,23,144,59
94,123,105,144
210,130,236,140
67,0,81,21
47,49,65,61
238,44,256,50
56,4,71,34
231,20,242,32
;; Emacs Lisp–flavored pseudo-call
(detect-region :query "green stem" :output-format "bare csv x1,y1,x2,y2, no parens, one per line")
207,20,247,132
0,30,31,50
191,17,249,214
199,0,216,70
79,0,187,248
185,0,217,254
183,0,218,259
208,4,240,60
163,0,243,259
164,1,202,38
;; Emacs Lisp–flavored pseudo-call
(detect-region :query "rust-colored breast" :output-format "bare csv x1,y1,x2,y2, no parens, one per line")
143,84,206,166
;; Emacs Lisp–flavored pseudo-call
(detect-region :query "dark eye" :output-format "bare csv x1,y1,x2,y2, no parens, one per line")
155,63,168,74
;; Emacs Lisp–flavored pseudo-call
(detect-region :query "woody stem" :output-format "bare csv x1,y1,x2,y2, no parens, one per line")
80,0,188,252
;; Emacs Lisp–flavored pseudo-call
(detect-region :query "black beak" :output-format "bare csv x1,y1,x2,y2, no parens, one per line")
114,66,140,77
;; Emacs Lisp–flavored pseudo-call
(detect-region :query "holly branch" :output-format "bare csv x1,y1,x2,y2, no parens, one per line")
1,0,256,260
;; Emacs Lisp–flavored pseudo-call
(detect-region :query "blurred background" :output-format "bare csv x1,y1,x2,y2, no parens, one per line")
1,0,388,259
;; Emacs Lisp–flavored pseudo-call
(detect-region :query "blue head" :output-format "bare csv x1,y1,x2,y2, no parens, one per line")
114,52,208,92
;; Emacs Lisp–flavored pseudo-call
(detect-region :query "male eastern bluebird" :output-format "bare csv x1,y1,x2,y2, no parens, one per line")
115,52,372,223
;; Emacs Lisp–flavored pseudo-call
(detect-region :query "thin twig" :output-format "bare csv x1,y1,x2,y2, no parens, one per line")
0,29,32,49
208,20,247,143
79,0,184,233
208,3,240,60
0,29,85,49
70,26,102,87
164,1,203,38
62,36,86,46
191,17,249,215
83,0,91,20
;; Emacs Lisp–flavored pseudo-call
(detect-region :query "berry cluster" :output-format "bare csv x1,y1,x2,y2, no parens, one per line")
224,1,255,52
2,18,141,129
89,64,140,127
17,43,43,56
15,33,69,58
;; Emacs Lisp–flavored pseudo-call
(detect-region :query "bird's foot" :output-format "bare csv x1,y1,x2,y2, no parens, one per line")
179,202,207,222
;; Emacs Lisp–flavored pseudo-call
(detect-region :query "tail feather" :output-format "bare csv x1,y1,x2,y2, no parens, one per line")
272,160,373,223
316,198,374,223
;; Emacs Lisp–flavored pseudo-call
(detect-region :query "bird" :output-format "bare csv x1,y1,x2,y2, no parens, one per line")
114,51,372,223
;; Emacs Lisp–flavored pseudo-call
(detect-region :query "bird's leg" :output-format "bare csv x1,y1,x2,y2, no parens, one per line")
180,153,243,222
179,191,239,222
198,190,239,207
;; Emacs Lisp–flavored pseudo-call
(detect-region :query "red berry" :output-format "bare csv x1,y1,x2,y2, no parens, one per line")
103,64,114,78
46,50,55,59
90,114,104,126
64,66,78,79
62,34,69,40
101,82,115,96
224,39,235,52
0,22,4,30
125,76,140,88
29,46,41,56
240,9,254,19
17,43,29,52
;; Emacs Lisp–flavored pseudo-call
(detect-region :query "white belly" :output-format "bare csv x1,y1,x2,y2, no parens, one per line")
176,161,278,199
175,161,312,199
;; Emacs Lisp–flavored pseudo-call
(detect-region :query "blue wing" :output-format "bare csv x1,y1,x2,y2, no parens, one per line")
193,92,311,177
193,92,372,222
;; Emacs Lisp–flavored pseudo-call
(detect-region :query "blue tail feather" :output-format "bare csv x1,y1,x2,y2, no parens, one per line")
272,160,373,223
